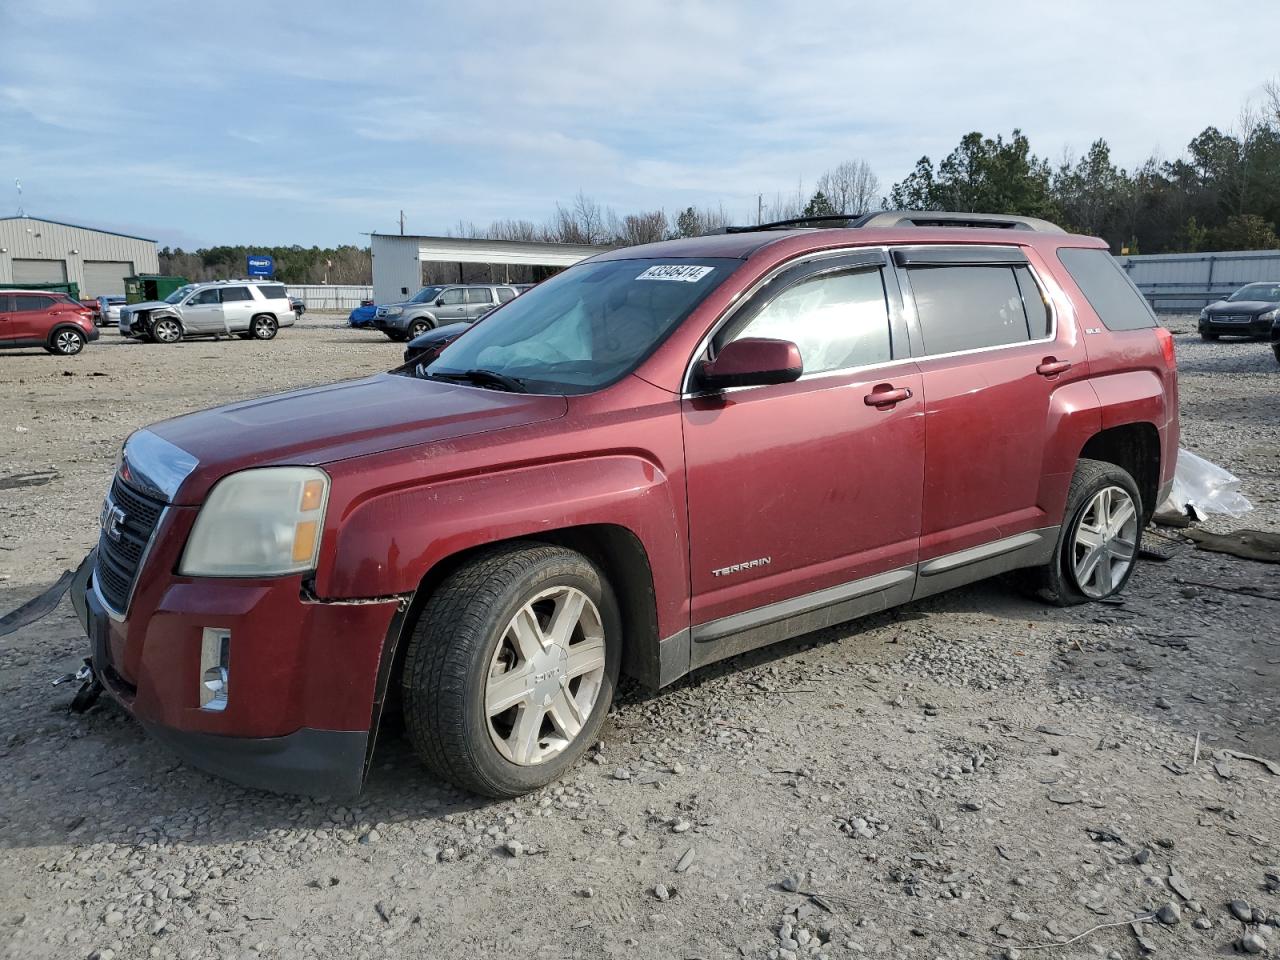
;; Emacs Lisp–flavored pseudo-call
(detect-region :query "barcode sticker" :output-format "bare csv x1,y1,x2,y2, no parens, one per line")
636,264,714,283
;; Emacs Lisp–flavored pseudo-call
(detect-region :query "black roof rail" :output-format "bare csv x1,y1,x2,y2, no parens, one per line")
723,210,1065,235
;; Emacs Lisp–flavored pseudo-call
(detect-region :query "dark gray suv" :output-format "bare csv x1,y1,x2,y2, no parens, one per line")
372,283,521,341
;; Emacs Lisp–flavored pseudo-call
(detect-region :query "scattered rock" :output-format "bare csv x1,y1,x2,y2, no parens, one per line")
674,847,695,873
612,768,631,781
1241,932,1267,954
653,883,672,902
1156,902,1181,925
1231,900,1254,923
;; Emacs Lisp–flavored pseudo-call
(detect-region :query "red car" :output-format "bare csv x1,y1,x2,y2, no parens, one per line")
0,290,99,355
69,211,1178,798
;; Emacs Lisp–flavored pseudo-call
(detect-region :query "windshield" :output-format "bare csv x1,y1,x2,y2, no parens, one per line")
409,285,445,304
420,257,737,394
1228,283,1280,303
165,284,196,304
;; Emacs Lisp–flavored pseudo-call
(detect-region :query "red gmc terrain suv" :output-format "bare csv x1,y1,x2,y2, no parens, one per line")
70,212,1178,798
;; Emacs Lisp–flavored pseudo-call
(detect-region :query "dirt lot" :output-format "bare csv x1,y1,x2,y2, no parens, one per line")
1,315,1278,960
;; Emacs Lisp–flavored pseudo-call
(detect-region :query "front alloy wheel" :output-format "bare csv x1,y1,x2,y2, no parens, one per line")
401,542,620,797
1070,486,1138,598
152,318,182,343
484,585,607,766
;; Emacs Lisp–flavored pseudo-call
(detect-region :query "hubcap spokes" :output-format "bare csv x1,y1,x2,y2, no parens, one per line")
485,586,606,766
58,333,78,352
1072,485,1138,598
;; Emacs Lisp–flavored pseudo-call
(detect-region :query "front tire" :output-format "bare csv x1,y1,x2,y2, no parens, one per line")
1272,342,1280,365
1200,330,1219,341
1019,458,1143,607
251,315,278,340
409,318,433,339
401,542,621,798
152,317,182,344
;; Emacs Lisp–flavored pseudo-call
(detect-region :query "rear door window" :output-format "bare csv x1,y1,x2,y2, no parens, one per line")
722,267,893,375
465,288,494,304
220,287,253,302
907,265,1043,355
14,295,53,312
497,287,517,303
1057,247,1155,331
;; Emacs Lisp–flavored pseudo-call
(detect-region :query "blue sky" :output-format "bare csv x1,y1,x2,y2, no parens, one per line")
2,0,1277,248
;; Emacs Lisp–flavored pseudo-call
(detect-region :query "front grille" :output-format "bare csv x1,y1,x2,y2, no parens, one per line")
95,475,165,614
1214,313,1253,323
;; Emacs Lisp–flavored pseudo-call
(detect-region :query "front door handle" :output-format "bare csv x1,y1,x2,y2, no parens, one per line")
1036,357,1072,377
864,385,913,407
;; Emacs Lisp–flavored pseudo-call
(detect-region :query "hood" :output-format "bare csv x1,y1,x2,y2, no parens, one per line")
1206,300,1276,314
147,373,567,504
122,300,174,312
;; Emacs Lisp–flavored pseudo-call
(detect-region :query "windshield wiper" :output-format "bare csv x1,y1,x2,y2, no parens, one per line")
430,368,528,393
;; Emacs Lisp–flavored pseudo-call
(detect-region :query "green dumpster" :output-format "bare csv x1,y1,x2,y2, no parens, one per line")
125,275,189,304
7,281,82,300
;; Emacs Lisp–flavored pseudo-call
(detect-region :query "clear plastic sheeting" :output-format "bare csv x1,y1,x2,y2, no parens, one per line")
1158,448,1254,520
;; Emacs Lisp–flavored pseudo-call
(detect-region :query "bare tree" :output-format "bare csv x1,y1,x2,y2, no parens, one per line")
618,209,670,246
815,159,880,215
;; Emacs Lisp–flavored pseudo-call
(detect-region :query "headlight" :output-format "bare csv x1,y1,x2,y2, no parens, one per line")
1262,308,1280,322
180,467,330,577
384,306,403,316
1199,308,1209,319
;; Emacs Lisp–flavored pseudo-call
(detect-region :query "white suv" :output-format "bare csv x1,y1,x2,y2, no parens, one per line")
119,281,296,344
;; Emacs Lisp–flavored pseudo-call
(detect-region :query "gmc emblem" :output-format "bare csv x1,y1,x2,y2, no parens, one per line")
101,498,126,542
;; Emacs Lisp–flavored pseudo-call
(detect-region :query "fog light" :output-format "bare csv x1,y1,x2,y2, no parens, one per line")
200,627,230,711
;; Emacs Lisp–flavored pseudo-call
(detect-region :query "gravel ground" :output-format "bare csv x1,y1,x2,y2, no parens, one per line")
1,314,1278,960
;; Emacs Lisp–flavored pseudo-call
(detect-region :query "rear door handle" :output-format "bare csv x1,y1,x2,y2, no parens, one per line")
864,385,913,407
1036,358,1072,377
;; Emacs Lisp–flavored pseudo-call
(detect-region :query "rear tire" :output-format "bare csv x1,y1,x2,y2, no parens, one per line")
46,328,86,355
251,315,278,340
1017,458,1143,607
400,542,621,798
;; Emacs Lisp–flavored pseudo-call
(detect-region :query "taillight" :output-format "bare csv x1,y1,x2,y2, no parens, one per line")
1156,327,1176,367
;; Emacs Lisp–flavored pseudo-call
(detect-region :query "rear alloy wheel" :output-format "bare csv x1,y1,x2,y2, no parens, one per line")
409,319,433,339
152,318,182,344
49,328,86,355
401,542,620,798
251,315,278,340
1018,458,1143,606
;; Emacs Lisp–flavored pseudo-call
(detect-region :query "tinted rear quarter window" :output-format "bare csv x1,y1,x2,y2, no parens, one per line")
908,265,1035,355
1057,247,1155,331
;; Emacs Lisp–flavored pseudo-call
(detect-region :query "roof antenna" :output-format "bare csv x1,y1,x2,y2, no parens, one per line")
14,178,24,217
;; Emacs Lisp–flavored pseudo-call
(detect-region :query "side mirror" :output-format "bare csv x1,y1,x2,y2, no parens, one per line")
435,297,446,306
698,337,803,390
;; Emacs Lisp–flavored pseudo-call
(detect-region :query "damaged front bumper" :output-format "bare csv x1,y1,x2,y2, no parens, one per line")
69,547,406,798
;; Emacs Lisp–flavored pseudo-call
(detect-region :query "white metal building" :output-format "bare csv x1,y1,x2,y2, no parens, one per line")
371,233,600,304
0,216,160,298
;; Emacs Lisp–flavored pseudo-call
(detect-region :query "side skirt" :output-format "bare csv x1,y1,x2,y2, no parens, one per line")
674,525,1060,683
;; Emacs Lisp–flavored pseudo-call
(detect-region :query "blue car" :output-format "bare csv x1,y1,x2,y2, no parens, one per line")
348,303,377,327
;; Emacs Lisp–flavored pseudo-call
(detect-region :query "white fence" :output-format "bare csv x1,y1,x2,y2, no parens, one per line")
1117,250,1280,312
286,284,372,311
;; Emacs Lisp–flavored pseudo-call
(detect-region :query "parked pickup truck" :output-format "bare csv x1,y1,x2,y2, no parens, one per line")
69,211,1178,799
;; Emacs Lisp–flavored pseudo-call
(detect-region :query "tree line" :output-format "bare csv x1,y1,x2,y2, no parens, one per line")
161,79,1280,286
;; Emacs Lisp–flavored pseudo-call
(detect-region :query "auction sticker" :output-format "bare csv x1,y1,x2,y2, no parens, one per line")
636,264,714,282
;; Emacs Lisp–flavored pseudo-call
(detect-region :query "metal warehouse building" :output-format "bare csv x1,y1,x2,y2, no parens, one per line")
0,216,160,299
